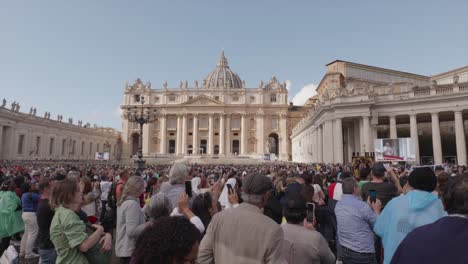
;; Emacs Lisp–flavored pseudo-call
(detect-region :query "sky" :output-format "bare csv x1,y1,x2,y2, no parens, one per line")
1,0,467,130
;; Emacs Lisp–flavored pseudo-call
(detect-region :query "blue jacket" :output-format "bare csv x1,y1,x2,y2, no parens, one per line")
374,190,447,264
21,192,40,212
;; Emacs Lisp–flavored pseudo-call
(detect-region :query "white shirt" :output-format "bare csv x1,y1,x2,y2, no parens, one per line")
100,181,113,201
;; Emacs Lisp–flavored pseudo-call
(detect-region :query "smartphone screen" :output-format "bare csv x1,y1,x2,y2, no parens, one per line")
369,189,377,203
226,183,233,194
185,181,192,198
306,203,315,223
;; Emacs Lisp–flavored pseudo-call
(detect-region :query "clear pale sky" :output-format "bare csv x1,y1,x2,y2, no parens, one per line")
1,0,467,130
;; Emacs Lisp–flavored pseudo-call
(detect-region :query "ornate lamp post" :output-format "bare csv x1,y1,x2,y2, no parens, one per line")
124,96,157,170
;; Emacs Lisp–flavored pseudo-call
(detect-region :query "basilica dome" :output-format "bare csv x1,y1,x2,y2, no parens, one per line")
203,50,244,89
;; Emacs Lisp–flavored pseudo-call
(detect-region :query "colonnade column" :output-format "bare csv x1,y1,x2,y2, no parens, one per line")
240,114,247,155
312,128,317,162
208,114,214,155
219,114,225,155
409,114,419,164
323,121,334,163
181,114,187,155
431,112,443,164
192,114,198,155
0,125,3,159
256,113,265,156
362,116,371,153
176,114,182,154
142,122,151,156
279,113,288,160
454,111,467,165
225,114,231,155
334,118,344,164
389,115,397,139
317,125,323,162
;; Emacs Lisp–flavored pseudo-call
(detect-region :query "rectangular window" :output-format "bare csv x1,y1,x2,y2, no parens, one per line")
155,96,160,103
169,95,176,102
232,117,240,129
271,118,277,129
81,141,85,155
250,96,255,103
62,139,66,155
17,135,25,155
72,140,76,155
97,143,100,152
49,138,54,155
89,142,93,155
35,136,41,155
232,96,239,102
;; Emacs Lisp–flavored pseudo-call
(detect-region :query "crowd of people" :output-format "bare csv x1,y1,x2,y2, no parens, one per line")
0,160,467,264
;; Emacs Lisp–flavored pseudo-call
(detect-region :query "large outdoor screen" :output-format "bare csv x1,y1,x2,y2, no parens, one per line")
374,138,416,161
95,152,110,160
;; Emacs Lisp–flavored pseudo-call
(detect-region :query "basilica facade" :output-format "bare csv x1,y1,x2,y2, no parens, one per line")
121,51,306,161
291,61,468,165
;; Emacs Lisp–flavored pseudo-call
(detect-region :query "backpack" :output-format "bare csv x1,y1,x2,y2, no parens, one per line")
102,181,123,229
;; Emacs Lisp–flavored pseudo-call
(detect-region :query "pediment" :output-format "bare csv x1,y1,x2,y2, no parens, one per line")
181,95,224,106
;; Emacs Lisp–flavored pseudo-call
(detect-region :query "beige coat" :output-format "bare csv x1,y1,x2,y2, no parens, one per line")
197,203,286,264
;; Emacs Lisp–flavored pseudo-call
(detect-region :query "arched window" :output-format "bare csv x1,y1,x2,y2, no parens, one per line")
270,94,277,102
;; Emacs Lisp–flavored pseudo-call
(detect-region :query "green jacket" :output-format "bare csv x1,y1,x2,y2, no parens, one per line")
0,191,24,238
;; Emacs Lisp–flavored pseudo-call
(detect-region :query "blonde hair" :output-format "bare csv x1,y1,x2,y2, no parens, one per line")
118,176,144,206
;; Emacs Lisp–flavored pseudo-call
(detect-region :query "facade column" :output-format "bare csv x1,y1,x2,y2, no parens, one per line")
160,115,167,154
219,114,225,155
279,113,288,160
208,114,214,155
362,116,371,153
347,126,354,163
431,112,443,164
240,113,247,155
142,122,151,156
256,113,265,156
317,125,323,162
334,118,344,163
323,120,334,163
192,114,198,155
225,114,231,154
312,128,317,163
176,114,182,154
409,114,420,164
454,111,467,165
181,114,187,155
389,115,397,139
354,121,361,156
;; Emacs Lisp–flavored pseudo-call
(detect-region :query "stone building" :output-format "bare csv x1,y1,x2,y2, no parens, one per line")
0,101,122,160
291,61,468,165
121,51,307,161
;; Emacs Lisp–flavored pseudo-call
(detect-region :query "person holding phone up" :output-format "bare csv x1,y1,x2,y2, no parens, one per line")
335,178,382,264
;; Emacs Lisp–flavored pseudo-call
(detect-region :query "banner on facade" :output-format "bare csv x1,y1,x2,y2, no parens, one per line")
95,152,110,160
374,138,416,161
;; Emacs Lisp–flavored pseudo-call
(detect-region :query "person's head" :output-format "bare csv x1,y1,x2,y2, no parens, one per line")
192,192,218,229
80,177,92,195
408,167,437,192
147,193,171,220
38,178,53,196
0,180,15,192
300,184,315,203
118,176,145,206
434,166,444,176
342,177,359,196
359,167,371,181
169,163,190,185
132,216,201,264
120,169,129,181
241,173,273,208
442,176,468,215
437,172,450,196
371,163,386,179
67,170,80,181
283,192,307,225
50,178,81,211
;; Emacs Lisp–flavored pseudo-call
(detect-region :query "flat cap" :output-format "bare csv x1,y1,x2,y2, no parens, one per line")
242,173,272,195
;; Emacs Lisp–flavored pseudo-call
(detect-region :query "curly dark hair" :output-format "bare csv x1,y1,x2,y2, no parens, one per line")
132,216,201,264
192,192,213,229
